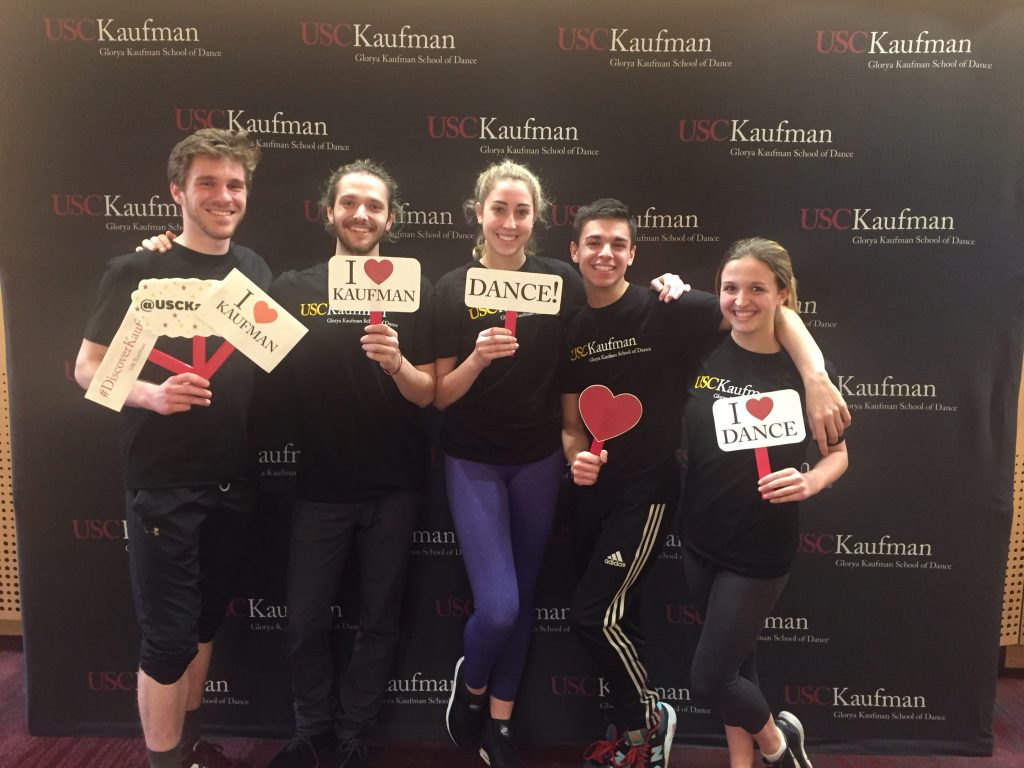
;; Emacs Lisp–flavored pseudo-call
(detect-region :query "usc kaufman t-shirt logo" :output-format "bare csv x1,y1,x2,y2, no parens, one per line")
570,335,649,363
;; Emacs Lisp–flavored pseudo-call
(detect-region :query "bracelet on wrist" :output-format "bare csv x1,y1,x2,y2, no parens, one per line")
383,355,404,376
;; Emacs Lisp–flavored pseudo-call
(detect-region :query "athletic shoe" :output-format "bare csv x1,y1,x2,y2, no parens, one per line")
266,732,335,768
446,656,486,748
338,735,370,768
774,712,812,768
619,701,676,768
479,718,521,768
581,723,620,767
180,740,252,768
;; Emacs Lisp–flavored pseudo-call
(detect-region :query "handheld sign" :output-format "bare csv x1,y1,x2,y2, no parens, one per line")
579,384,643,454
86,278,222,412
328,255,421,324
84,306,158,411
196,269,308,373
131,278,230,379
464,267,563,335
711,389,805,479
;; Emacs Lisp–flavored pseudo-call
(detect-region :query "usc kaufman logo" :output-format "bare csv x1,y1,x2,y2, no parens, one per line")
801,531,952,572
557,26,732,71
174,108,349,153
814,29,992,71
257,442,299,478
435,597,570,633
783,684,945,722
42,17,223,59
383,673,451,706
227,596,354,632
87,671,233,699
50,192,182,234
299,22,477,67
631,205,721,246
426,115,600,158
409,528,460,557
800,207,976,248
797,298,837,331
835,374,959,415
202,678,249,707
72,518,128,543
664,602,828,645
678,119,855,160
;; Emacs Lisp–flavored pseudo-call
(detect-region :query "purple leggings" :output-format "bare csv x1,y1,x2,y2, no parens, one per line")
444,450,563,701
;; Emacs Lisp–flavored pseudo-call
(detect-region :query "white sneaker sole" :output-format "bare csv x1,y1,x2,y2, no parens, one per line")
446,656,465,746
661,702,677,767
778,711,813,768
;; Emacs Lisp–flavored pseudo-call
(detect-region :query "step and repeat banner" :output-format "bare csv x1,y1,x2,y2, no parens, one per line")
2,0,1022,756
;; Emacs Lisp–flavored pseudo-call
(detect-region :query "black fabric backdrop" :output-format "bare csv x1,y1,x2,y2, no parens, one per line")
2,0,1022,755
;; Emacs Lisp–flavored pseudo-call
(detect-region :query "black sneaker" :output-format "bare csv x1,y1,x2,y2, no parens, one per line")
337,735,370,768
266,733,333,768
581,723,619,767
775,712,812,768
479,718,521,768
618,702,676,768
446,656,486,748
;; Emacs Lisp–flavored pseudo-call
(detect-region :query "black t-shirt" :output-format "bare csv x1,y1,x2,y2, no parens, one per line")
433,255,586,464
681,334,823,578
83,242,272,488
265,263,434,502
560,284,722,493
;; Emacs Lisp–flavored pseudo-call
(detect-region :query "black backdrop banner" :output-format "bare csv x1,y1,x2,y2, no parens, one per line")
2,0,1022,756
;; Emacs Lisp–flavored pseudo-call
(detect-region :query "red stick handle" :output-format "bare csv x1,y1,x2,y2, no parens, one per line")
369,311,383,325
201,341,236,378
755,447,772,479
589,439,604,454
192,336,206,369
504,310,517,335
147,349,193,375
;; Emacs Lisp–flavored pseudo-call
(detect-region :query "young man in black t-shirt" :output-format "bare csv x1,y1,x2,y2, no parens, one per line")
75,129,268,768
560,200,847,768
263,160,435,768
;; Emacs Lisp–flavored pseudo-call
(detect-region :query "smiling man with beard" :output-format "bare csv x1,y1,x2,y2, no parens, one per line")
263,160,435,768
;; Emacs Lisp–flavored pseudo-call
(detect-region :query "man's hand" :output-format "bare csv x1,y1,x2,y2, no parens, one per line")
803,371,851,455
650,273,691,302
136,230,176,253
143,372,212,414
362,323,403,374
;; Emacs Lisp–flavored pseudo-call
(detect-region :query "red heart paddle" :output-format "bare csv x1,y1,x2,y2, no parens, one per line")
578,384,643,454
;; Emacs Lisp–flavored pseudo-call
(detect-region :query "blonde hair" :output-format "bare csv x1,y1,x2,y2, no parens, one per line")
715,237,798,310
465,160,549,260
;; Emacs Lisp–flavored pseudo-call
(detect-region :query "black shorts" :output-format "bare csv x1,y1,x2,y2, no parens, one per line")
125,482,255,684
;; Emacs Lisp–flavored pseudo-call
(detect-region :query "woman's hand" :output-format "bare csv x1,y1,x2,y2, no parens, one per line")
571,449,608,486
758,467,819,503
470,326,518,367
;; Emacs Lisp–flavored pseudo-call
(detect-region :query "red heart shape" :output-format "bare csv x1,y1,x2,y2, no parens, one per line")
364,258,394,285
253,300,278,324
579,385,643,443
745,396,774,421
